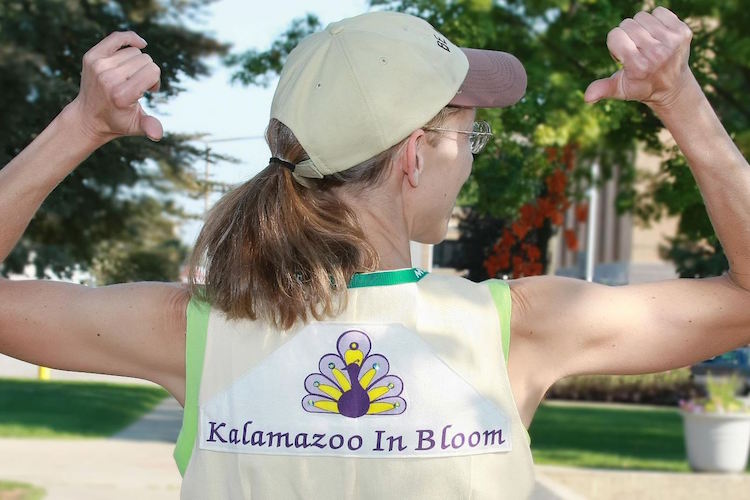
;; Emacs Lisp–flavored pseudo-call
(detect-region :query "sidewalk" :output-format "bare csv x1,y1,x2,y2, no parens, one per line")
0,397,183,500
536,464,750,499
0,357,181,499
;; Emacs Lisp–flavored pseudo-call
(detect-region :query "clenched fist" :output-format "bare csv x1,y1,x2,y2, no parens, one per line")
584,7,695,110
69,31,163,143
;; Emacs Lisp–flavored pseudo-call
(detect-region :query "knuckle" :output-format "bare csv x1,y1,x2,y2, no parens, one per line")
630,57,648,74
606,28,619,44
96,70,114,88
651,45,670,62
636,57,650,71
123,46,141,57
112,87,130,108
91,58,107,74
663,30,680,45
681,24,693,40
141,53,153,65
630,66,647,79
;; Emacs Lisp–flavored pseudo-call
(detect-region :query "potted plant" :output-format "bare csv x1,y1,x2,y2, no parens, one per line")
679,372,750,472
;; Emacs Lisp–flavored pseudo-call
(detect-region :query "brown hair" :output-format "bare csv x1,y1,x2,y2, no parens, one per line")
188,106,464,329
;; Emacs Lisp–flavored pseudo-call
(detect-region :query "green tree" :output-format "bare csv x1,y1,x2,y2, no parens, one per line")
91,197,188,284
0,0,228,281
636,0,749,278
228,0,747,280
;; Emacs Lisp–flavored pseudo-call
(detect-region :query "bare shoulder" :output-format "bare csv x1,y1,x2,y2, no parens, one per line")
506,272,750,402
0,278,190,405
503,275,574,426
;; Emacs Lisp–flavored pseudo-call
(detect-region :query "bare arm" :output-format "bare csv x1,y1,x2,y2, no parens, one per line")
0,279,188,404
0,31,163,264
508,8,750,416
0,106,99,262
584,7,750,288
0,32,187,404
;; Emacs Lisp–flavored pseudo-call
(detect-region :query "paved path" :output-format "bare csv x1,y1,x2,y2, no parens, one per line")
113,396,184,443
0,396,183,499
536,464,750,499
0,437,181,499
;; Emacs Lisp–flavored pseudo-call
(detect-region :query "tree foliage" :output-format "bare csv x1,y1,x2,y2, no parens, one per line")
0,0,228,282
637,0,749,277
228,0,748,280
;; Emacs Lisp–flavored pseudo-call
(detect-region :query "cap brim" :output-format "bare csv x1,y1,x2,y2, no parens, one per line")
448,48,527,108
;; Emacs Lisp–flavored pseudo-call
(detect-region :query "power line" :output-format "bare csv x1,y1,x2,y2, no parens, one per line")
201,135,265,144
199,135,266,213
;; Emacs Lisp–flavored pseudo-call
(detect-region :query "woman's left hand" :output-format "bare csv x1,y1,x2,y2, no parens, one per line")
584,7,696,111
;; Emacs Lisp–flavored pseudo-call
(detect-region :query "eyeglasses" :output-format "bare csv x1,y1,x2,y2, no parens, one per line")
422,120,493,154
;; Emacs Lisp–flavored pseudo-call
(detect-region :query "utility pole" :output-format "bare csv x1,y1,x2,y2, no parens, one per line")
585,159,600,282
204,145,212,213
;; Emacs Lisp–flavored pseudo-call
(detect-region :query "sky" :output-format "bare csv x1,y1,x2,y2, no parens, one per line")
150,0,370,245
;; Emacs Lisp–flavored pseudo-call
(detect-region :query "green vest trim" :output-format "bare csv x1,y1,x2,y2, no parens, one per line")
486,278,532,446
173,297,210,477
348,267,428,288
486,279,511,367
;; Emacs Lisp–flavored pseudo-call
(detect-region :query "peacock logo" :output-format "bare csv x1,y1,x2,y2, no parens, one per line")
302,330,406,418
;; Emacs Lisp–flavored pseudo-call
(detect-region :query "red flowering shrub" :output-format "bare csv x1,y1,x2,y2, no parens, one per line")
484,144,585,279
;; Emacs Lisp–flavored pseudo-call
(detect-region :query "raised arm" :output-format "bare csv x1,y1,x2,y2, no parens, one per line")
505,8,750,423
0,32,187,404
584,6,750,289
0,31,163,263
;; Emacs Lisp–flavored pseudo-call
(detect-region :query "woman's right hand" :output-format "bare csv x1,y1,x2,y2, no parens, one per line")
68,31,163,144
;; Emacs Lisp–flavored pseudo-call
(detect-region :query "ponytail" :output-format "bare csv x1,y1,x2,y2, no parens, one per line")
188,108,463,330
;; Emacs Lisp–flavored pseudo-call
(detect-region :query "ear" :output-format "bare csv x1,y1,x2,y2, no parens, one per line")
403,129,426,188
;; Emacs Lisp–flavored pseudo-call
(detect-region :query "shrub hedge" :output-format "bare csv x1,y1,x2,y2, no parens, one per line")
544,368,703,405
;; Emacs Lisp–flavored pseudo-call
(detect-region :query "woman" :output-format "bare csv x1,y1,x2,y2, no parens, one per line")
1,7,749,499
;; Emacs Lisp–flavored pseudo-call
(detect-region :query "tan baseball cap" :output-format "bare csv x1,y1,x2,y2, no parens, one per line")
270,10,526,179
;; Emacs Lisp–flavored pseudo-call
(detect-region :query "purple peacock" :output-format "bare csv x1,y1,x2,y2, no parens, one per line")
302,330,406,418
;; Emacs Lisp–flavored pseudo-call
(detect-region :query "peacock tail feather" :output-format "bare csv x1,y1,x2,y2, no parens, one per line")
302,330,406,418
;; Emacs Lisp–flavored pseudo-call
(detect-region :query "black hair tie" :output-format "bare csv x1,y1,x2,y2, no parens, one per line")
270,156,296,172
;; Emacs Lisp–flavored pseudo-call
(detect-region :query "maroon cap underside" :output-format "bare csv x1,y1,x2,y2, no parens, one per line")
448,48,527,109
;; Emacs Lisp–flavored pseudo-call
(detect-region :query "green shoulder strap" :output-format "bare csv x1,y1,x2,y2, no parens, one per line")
173,296,210,477
486,279,511,366
486,279,532,446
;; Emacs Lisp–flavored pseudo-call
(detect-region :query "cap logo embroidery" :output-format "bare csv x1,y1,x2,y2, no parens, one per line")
302,330,406,418
433,34,450,52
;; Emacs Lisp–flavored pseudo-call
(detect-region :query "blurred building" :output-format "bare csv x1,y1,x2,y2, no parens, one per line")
426,139,681,285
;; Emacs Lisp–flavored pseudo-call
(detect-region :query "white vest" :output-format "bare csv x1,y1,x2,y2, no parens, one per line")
174,269,535,499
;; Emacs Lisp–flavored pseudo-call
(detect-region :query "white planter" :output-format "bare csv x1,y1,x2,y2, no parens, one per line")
681,410,750,472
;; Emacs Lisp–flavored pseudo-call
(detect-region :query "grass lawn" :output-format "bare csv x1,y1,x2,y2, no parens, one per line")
529,400,750,472
0,377,169,438
0,480,45,500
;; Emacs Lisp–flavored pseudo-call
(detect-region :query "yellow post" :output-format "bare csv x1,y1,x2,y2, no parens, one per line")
38,365,50,380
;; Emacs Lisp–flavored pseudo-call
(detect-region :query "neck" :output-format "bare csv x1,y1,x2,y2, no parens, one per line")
336,187,412,271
